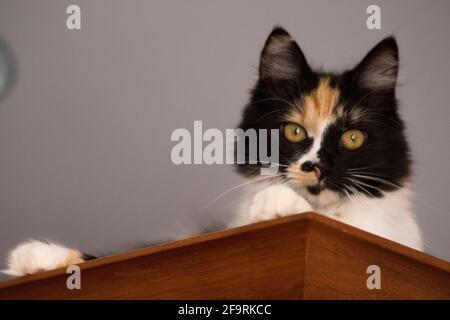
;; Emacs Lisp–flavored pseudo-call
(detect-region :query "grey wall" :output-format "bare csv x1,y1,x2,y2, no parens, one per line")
0,0,448,275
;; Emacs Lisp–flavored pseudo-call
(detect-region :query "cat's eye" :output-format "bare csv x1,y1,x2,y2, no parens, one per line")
341,129,365,150
283,123,307,143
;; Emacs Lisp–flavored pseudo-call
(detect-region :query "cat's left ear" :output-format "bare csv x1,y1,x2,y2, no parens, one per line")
352,37,399,91
259,27,312,81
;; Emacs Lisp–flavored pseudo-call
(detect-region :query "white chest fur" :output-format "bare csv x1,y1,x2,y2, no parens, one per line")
231,183,423,251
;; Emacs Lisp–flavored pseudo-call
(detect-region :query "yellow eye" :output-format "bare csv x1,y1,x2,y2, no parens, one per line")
283,123,307,143
341,129,365,150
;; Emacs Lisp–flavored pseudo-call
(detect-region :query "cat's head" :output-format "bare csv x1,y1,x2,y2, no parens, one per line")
237,26,411,208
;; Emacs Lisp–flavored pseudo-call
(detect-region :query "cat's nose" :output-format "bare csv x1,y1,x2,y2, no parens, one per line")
301,161,321,180
301,161,315,172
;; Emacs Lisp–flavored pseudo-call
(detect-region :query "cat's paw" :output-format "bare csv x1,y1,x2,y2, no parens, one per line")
2,240,85,277
247,184,312,223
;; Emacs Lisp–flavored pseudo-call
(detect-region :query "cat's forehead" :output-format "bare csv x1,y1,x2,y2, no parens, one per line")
283,76,362,135
284,76,339,135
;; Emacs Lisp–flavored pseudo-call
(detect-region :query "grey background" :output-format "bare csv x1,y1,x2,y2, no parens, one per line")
0,0,449,276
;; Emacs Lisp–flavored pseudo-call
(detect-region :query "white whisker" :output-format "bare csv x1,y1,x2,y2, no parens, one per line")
201,174,285,209
350,173,401,189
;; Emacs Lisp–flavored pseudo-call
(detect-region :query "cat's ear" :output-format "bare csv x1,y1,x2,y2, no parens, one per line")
352,37,399,91
259,27,311,81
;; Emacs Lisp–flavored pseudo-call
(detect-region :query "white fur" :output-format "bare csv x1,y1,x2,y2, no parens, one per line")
300,122,327,164
235,182,423,251
230,184,312,227
2,240,80,276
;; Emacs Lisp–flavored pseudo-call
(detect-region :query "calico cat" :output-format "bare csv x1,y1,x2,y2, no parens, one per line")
2,27,422,277
230,27,422,251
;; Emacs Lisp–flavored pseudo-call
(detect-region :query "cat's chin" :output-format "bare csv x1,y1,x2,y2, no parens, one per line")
306,183,325,195
292,183,342,209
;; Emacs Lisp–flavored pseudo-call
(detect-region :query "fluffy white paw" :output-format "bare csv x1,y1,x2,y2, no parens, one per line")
2,240,84,277
233,184,312,226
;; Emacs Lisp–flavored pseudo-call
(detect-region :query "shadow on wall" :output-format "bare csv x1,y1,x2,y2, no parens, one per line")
0,37,16,102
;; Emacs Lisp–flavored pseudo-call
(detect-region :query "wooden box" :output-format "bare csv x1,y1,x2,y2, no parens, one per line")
0,212,448,299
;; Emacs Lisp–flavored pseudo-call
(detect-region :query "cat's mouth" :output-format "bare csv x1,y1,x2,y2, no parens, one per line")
306,182,326,195
286,164,328,195
286,173,328,196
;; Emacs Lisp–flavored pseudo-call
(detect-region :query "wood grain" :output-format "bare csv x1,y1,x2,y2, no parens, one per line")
0,212,448,299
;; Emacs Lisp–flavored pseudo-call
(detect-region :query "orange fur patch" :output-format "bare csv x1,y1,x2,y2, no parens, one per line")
285,77,340,135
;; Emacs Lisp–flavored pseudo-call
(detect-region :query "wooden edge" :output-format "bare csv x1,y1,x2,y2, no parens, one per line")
0,212,313,290
0,212,448,291
306,213,449,272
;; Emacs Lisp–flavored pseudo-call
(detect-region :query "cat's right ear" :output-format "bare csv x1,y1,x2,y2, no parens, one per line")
351,37,399,91
259,27,311,81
